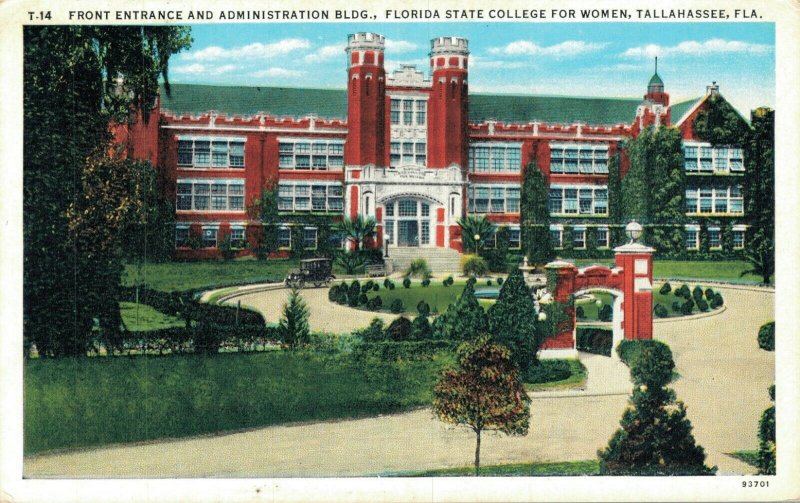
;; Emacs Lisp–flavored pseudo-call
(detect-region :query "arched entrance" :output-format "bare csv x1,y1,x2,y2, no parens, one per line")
381,196,438,247
573,287,625,356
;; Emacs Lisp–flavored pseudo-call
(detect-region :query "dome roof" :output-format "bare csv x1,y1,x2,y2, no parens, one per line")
648,72,664,86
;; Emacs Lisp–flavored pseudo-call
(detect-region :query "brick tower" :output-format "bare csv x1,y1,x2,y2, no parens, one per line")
427,36,469,169
344,32,388,168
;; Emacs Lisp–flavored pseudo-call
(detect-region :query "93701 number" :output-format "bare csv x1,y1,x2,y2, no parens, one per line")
742,480,769,488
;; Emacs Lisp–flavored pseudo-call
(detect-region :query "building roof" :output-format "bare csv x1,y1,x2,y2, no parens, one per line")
648,72,664,86
160,83,698,127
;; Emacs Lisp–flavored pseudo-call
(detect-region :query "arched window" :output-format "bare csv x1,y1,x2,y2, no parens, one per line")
450,81,456,100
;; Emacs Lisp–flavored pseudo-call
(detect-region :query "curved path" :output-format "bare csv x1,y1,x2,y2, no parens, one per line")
24,284,773,477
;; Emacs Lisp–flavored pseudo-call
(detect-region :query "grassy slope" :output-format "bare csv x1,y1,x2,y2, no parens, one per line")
24,351,450,455
406,460,599,477
120,302,185,331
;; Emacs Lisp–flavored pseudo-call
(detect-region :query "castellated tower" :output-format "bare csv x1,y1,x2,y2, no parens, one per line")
427,36,469,169
345,32,388,167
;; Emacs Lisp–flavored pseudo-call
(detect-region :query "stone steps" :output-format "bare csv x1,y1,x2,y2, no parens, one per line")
387,247,462,273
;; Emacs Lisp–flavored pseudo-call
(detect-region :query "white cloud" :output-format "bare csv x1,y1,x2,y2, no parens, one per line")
623,39,772,58
250,67,305,78
488,40,607,57
181,38,311,62
303,44,344,63
470,55,529,70
385,39,418,53
173,63,238,76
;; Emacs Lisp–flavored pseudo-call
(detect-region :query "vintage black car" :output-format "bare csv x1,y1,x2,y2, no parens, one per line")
284,258,335,289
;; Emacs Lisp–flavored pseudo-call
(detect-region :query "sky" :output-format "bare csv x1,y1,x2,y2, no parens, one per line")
171,22,775,114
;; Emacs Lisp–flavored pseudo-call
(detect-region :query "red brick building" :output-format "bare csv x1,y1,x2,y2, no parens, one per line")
116,32,748,263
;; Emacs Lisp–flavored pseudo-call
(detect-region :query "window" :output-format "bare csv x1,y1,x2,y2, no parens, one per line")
177,137,245,169
708,227,721,248
202,227,218,248
389,97,427,126
733,226,746,249
550,225,563,248
175,226,189,247
230,227,245,248
278,226,291,248
509,227,521,249
399,199,417,216
277,139,345,170
468,143,522,172
548,186,609,216
391,99,400,124
684,142,745,174
390,140,426,166
596,227,609,248
176,179,245,212
685,226,699,250
685,185,744,215
277,183,343,212
416,100,426,125
468,186,521,214
303,227,318,249
403,99,413,124
421,221,430,245
572,227,587,249
550,143,609,174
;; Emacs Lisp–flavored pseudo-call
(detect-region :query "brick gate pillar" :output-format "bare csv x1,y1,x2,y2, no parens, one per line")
542,260,579,349
614,239,655,340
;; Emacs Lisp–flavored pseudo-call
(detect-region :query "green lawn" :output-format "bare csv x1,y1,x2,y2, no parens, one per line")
728,450,759,468
24,351,450,455
403,460,599,477
576,283,723,321
120,302,185,331
361,280,498,315
122,258,299,292
571,259,759,283
524,359,588,391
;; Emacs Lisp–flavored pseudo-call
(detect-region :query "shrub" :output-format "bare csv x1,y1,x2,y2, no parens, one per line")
496,277,504,286
659,282,672,295
373,283,380,291
328,285,339,302
403,277,412,289
405,258,432,279
362,280,374,293
278,289,311,348
523,359,572,384
421,278,431,287
388,281,396,290
758,321,775,351
348,281,361,307
352,339,457,361
680,299,695,315
692,286,704,303
461,254,489,277
335,288,348,305
410,315,433,340
366,295,383,311
576,306,585,319
383,278,391,288
576,328,612,356
486,279,493,286
390,298,404,313
705,288,715,301
672,301,681,313
354,318,385,341
417,300,431,317
358,293,369,306
386,316,412,341
654,304,669,318
444,276,454,286
675,284,690,299
599,304,613,322
712,292,724,308
696,299,709,312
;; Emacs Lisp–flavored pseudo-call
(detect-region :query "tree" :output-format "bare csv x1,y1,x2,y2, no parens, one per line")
433,335,530,476
599,344,715,475
520,161,554,265
432,280,488,341
457,215,495,254
607,151,624,246
24,26,191,357
410,314,433,340
250,180,280,259
335,215,376,251
742,108,774,285
756,320,775,474
487,268,540,372
278,289,311,348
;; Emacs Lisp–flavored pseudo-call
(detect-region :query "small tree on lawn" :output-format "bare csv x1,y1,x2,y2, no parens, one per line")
278,288,310,348
432,280,488,341
433,335,530,476
598,343,716,475
487,268,540,372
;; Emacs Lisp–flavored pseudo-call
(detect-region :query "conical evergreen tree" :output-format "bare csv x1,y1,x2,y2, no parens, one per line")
432,280,488,341
487,269,539,371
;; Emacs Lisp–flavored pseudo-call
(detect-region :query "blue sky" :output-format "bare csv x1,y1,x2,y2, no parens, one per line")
171,23,774,114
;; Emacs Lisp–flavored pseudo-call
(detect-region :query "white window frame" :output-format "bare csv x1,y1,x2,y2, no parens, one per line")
732,224,747,249
550,224,564,249
277,182,343,213
468,142,522,173
549,184,608,216
685,185,744,215
303,226,318,250
572,226,587,250
177,136,246,169
549,142,609,175
230,225,246,248
175,224,190,248
596,226,609,248
708,226,722,249
683,141,745,174
278,226,292,249
390,140,427,166
176,179,245,212
685,225,700,250
389,96,427,126
277,138,345,171
201,225,219,248
467,184,521,214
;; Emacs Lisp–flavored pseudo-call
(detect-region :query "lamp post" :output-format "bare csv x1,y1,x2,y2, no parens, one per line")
625,220,643,244
384,233,390,258
538,312,547,322
473,233,481,255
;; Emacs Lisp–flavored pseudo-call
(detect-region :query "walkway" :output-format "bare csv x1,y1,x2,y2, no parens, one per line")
24,285,773,477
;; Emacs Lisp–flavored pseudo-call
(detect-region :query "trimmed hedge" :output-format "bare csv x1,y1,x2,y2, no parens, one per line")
351,340,458,361
91,325,280,356
523,359,573,384
576,328,612,356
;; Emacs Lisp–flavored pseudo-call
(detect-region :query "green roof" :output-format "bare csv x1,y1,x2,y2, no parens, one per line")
671,97,702,124
648,73,664,86
160,83,697,127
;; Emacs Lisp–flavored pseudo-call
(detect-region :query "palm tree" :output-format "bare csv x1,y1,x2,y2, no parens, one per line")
336,215,377,251
458,215,496,253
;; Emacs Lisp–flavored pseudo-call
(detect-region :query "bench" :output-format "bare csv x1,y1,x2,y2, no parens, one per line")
366,264,387,277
